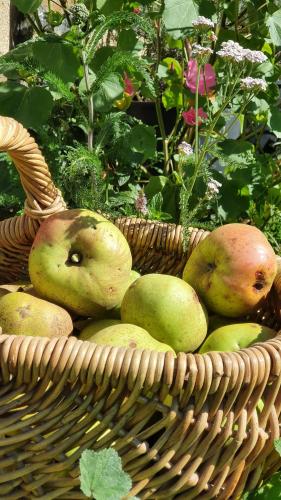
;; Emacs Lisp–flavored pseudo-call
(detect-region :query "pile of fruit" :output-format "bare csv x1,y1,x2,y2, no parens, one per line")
0,208,278,355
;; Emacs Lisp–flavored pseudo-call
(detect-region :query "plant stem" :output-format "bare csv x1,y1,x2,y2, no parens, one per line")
154,18,170,174
82,52,94,151
26,14,41,35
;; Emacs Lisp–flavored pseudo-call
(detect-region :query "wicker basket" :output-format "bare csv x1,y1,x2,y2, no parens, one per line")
0,116,281,499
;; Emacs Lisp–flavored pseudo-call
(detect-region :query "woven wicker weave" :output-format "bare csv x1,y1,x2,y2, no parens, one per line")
0,116,281,499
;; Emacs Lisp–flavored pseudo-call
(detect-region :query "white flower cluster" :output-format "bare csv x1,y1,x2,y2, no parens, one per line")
217,40,267,64
192,44,213,59
240,77,267,92
178,142,193,156
206,179,222,199
192,16,215,29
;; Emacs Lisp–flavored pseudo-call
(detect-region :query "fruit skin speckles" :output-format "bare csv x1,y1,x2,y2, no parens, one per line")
183,223,277,318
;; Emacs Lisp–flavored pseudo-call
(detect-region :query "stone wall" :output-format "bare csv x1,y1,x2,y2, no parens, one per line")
0,0,10,55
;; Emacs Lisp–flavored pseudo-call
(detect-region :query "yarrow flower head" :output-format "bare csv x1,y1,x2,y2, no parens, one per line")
192,44,213,62
243,50,267,64
135,190,148,215
178,142,193,156
217,41,267,65
206,179,222,199
192,16,214,30
217,40,246,63
240,77,267,92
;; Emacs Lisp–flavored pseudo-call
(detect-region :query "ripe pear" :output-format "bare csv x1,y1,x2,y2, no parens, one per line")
121,274,208,353
0,292,73,337
79,319,122,340
108,270,141,319
79,322,176,354
28,209,132,318
183,223,277,318
199,322,276,354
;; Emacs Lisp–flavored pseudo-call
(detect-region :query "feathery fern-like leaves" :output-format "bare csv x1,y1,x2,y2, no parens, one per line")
44,71,75,102
92,50,156,99
85,12,155,62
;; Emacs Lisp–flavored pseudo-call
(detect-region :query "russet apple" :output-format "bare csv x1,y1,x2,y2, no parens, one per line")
183,223,277,317
29,209,132,317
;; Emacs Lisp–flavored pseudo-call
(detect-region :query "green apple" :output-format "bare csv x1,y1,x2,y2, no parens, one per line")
121,273,208,353
28,209,132,318
79,322,176,355
183,223,277,317
199,322,276,353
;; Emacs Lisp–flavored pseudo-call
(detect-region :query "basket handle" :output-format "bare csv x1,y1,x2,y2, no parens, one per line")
0,116,66,281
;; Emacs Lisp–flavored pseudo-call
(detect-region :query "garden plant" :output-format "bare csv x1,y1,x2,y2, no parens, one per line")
0,1,281,498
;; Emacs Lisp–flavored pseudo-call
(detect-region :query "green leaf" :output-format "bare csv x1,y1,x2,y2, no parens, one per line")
162,83,183,109
274,439,281,456
128,124,156,161
79,448,132,500
11,0,42,13
268,107,281,138
163,0,199,39
97,0,124,14
0,83,53,130
92,73,123,112
218,140,255,168
33,40,81,83
266,9,281,46
243,472,281,499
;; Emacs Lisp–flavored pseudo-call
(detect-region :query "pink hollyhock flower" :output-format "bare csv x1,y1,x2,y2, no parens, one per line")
133,6,141,14
184,59,216,95
182,107,208,126
124,73,135,96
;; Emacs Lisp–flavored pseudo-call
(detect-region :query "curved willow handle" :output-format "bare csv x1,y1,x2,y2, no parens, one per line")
0,116,66,282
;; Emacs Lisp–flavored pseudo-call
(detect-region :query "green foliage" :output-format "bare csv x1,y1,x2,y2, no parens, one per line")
242,439,281,498
163,0,199,38
79,448,132,500
11,0,42,13
0,82,53,131
32,39,81,83
85,11,155,62
266,9,281,46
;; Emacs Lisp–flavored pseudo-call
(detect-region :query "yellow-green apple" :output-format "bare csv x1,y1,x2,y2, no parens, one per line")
199,322,276,353
121,273,208,353
29,209,132,317
183,223,277,317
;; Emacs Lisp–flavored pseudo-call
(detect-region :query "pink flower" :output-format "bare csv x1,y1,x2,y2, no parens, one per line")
133,7,141,14
124,72,134,96
184,59,216,95
182,107,208,126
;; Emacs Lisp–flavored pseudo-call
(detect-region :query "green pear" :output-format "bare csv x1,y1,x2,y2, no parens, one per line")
199,322,276,353
79,322,176,354
28,209,132,318
79,319,122,340
0,292,73,337
107,270,141,319
121,274,208,353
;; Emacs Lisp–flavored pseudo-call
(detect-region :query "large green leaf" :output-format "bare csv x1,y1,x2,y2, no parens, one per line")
92,73,123,112
268,107,281,138
128,124,156,161
97,0,123,14
11,0,42,13
266,9,281,46
163,0,199,39
0,83,53,130
33,41,81,83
